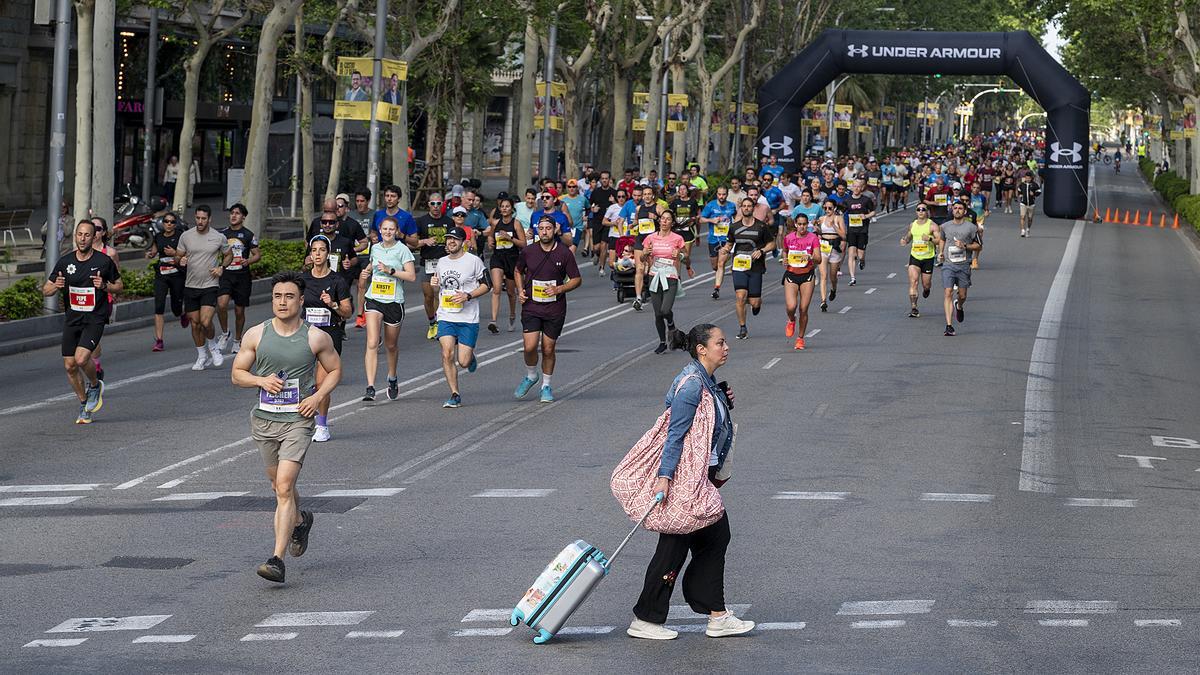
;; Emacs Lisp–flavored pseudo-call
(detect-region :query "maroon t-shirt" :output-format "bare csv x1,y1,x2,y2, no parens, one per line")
516,241,581,318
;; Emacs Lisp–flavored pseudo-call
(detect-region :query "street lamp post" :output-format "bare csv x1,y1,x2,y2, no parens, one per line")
44,0,71,311
365,0,385,208
656,30,670,181
141,9,158,207
539,17,558,180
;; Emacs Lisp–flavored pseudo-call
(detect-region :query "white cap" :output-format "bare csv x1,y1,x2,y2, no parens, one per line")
450,184,465,197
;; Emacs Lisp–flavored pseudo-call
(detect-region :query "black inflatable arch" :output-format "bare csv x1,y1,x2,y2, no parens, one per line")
757,30,1090,219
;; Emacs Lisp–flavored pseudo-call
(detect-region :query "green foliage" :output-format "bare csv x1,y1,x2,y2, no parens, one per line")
1138,159,1200,234
0,277,44,322
1154,170,1190,205
1175,194,1200,235
120,263,157,299
251,239,307,278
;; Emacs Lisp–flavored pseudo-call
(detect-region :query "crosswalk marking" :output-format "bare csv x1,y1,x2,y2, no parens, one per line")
0,496,84,506
1134,619,1181,627
461,609,513,622
1064,498,1136,508
838,600,934,615
1024,600,1116,614
921,493,995,503
758,622,807,630
156,479,186,489
47,615,171,633
865,287,877,294
471,489,555,498
452,627,512,637
558,626,616,635
346,630,406,638
313,488,405,497
0,484,99,492
241,633,298,641
1038,619,1088,627
663,624,707,633
947,619,998,628
838,305,853,314
256,611,373,627
763,357,781,370
852,620,906,628
887,272,897,279
804,328,821,338
132,634,196,644
773,491,848,500
24,638,88,647
668,604,750,620
153,492,247,501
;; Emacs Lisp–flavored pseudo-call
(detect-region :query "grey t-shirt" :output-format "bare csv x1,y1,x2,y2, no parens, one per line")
178,227,231,289
940,220,978,267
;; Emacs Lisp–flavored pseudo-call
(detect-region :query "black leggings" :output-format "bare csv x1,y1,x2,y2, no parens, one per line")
633,510,731,623
154,274,185,316
649,277,679,342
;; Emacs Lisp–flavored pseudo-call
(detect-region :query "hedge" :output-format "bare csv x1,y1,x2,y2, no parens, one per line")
1138,157,1200,234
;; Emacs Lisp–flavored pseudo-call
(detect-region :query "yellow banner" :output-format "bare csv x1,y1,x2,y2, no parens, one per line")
666,94,689,132
833,104,853,129
801,103,826,128
533,81,566,131
633,92,651,132
723,102,758,135
880,106,896,125
335,57,407,121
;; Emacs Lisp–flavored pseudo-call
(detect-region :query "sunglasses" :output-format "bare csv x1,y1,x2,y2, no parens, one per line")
452,213,466,218
916,208,928,212
163,219,177,224
429,201,443,206
321,219,337,224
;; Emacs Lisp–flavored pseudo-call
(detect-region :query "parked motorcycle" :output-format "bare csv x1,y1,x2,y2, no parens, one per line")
112,195,168,248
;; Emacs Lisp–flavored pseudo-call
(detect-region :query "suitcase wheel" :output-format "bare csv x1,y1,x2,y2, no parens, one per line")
509,608,524,626
616,288,625,303
533,628,554,645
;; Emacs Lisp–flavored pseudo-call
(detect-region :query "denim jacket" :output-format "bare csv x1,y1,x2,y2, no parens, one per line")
658,360,734,479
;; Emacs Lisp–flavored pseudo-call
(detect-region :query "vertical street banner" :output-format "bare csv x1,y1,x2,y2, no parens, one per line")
801,103,824,127
833,104,853,129
533,81,566,131
880,106,896,126
665,94,689,132
918,101,939,120
737,102,758,136
632,92,650,132
857,111,872,134
334,57,406,122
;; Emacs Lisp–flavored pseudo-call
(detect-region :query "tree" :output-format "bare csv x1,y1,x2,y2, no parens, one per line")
693,0,761,172
605,0,673,174
320,0,361,201
73,0,94,218
92,0,116,225
666,1,710,174
513,16,539,191
548,0,612,178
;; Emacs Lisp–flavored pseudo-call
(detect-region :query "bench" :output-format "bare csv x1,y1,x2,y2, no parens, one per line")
266,192,287,219
0,209,34,246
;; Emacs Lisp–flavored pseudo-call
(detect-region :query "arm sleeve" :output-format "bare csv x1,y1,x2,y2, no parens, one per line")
658,377,703,479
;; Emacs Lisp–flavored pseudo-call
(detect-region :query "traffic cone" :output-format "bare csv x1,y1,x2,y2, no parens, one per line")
1104,207,1111,222
1173,213,1180,229
1133,210,1140,225
1124,210,1131,224
1160,213,1166,228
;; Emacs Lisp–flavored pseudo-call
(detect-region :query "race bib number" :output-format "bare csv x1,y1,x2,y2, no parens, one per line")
911,238,932,256
328,253,342,271
713,221,729,237
305,307,332,327
495,233,514,250
947,245,968,264
638,219,655,235
820,240,833,254
228,240,246,270
370,274,396,298
439,290,464,312
898,178,909,187
68,285,96,312
867,177,880,186
848,214,865,228
732,254,753,271
424,260,438,275
159,256,177,275
259,378,301,414
531,279,557,303
787,250,810,267
934,194,949,206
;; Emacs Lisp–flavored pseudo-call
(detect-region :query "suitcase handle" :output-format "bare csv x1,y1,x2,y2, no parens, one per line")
604,492,663,569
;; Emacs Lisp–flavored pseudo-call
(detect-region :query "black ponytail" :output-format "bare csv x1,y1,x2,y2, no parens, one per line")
684,323,718,358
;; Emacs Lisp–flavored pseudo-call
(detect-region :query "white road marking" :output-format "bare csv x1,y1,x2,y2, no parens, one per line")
838,305,853,314
773,491,848,500
240,633,298,641
1135,619,1181,627
452,627,512,637
838,600,935,615
153,492,248,501
763,357,781,370
132,634,196,644
947,619,997,628
471,489,556,498
865,287,877,295
1064,498,1136,508
47,615,171,633
558,626,616,635
0,496,83,506
0,363,195,416
256,612,373,627
314,488,405,497
920,493,994,503
1024,600,1117,614
804,329,821,338
1116,454,1166,469
668,604,750,620
1019,219,1086,493
0,484,99,492
758,622,807,631
1038,619,1088,627
114,437,253,490
852,620,906,628
461,609,513,622
156,479,186,489
1150,435,1200,449
887,272,897,279
847,361,860,374
346,630,405,638
24,638,88,647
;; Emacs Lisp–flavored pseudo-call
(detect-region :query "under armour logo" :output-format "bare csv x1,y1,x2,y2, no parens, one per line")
1049,141,1082,163
847,44,869,58
761,136,794,157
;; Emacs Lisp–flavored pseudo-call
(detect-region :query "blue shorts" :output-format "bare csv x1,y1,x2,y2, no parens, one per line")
708,240,727,258
436,320,479,348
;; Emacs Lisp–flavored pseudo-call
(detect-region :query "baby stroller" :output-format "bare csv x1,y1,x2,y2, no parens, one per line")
611,235,637,303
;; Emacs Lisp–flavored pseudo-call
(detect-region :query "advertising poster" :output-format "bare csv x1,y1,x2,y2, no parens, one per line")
334,57,406,122
665,94,689,132
880,106,896,125
857,110,872,134
632,92,650,132
833,104,853,129
533,81,566,131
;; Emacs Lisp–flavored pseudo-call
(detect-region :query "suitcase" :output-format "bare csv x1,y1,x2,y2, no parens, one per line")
510,493,663,644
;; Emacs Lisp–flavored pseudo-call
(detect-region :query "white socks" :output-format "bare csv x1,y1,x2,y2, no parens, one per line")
541,373,552,387
526,365,538,380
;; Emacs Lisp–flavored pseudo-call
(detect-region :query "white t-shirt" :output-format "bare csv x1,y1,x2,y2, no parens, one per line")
779,182,803,209
434,252,488,324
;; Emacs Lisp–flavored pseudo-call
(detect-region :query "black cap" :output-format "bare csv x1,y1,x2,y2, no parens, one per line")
445,226,467,241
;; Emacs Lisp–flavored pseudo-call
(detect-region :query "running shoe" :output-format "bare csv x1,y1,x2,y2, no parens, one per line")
256,556,285,583
944,324,956,337
355,314,366,328
362,385,376,401
289,511,313,557
84,380,104,413
180,314,190,328
848,278,857,286
633,299,643,312
467,355,478,373
794,337,805,350
209,346,225,367
955,300,965,323
970,259,979,270
785,321,795,338
858,258,866,271
95,365,104,381
539,385,554,403
820,301,828,312
706,612,755,638
217,331,230,352
598,267,606,277
443,393,462,408
488,322,499,334
908,308,920,318
922,287,930,299
75,403,92,425
736,325,748,340
514,376,538,399
231,340,241,354
711,288,720,300
313,425,331,442
654,342,668,354
751,305,761,316
386,378,399,400
829,288,837,302
426,323,437,340
192,352,207,371
152,338,164,352
508,317,515,332
627,618,678,641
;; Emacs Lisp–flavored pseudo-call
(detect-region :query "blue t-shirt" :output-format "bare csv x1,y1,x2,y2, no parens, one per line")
372,207,417,238
790,203,823,230
763,186,784,210
761,165,784,178
619,200,637,224
561,194,589,232
464,208,488,234
531,208,571,235
700,199,737,244
882,164,896,184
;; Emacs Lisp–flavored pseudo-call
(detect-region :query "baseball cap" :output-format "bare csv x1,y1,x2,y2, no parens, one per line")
450,184,465,197
567,179,578,187
451,206,468,215
445,226,467,240
539,192,555,200
335,192,351,204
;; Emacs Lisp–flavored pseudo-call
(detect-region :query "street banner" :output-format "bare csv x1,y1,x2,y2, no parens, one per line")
880,106,896,125
856,111,872,133
334,57,406,122
833,104,853,129
632,92,650,131
665,94,689,132
533,81,566,131
727,102,758,136
801,103,826,128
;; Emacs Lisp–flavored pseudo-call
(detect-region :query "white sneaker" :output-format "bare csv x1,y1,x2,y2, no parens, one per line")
706,612,755,638
313,425,330,442
191,353,207,371
231,339,241,354
216,331,230,352
627,618,678,640
209,346,225,367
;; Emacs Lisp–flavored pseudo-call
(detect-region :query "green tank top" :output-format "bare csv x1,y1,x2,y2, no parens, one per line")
252,320,316,422
909,220,935,260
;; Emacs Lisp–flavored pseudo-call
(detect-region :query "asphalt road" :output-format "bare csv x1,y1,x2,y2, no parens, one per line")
3,164,1200,673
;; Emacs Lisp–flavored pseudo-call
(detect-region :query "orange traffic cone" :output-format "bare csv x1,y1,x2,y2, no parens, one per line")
1173,213,1180,229
1142,211,1152,226
1124,210,1131,224
1104,207,1112,222
1134,210,1141,225
1160,213,1166,228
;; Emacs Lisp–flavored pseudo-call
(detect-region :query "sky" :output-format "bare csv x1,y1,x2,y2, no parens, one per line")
1042,19,1065,63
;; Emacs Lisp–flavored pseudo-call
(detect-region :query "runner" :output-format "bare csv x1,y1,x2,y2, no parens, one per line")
485,196,527,334
899,205,941,318
967,183,990,269
789,189,822,233
432,226,490,408
216,203,260,354
841,178,876,285
923,174,953,225
147,212,186,352
999,164,1016,213
362,217,417,401
513,216,582,403
667,182,699,278
1016,171,1041,238
351,190,375,329
940,202,982,337
631,185,663,311
560,179,590,253
177,205,232,371
815,199,846,312
300,236,352,442
782,213,821,350
42,220,121,424
719,197,775,339
515,188,538,239
231,270,342,584
411,195,453,340
589,171,617,275
641,211,687,354
698,186,736,293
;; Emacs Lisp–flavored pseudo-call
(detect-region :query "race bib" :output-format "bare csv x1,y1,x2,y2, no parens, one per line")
259,378,301,414
820,240,833,254
531,279,557,303
732,254,753,271
713,221,729,237
370,273,396,298
911,238,932,256
867,177,880,186
424,260,438,275
159,256,177,275
68,285,96,312
305,307,332,327
898,178,909,187
638,219,655,235
947,244,968,264
849,214,865,228
495,233,514,250
934,194,949,206
439,290,464,312
328,253,342,271
228,240,245,271
787,250,810,267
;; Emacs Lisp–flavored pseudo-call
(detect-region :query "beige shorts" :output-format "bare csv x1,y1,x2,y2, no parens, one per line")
251,414,315,466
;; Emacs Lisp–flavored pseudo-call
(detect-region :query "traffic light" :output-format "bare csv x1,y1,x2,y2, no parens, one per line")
934,73,942,78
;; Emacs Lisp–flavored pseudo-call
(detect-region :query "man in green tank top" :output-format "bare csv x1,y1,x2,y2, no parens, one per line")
232,271,342,583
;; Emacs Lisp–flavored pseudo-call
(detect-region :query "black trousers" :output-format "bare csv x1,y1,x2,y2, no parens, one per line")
633,510,730,624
